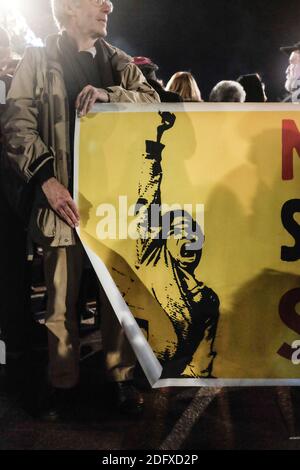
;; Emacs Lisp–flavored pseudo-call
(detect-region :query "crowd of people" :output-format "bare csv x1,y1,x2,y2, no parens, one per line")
0,0,299,422
133,51,298,104
131,61,268,104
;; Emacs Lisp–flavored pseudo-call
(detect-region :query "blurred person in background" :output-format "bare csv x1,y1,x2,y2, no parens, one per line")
133,56,182,102
0,26,44,407
280,40,300,102
237,73,267,102
0,27,18,82
209,80,246,102
166,71,203,102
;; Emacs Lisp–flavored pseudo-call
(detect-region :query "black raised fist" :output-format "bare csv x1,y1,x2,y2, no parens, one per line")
157,112,176,142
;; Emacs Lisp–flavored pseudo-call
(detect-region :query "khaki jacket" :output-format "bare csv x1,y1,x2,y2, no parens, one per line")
1,35,160,247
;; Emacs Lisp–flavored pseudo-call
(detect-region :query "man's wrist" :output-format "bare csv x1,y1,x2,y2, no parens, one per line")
41,176,57,189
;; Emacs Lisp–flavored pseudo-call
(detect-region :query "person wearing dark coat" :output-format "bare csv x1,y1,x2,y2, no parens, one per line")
237,73,267,102
133,56,183,103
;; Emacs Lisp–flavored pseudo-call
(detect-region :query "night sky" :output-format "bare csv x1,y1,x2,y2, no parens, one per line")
21,0,300,101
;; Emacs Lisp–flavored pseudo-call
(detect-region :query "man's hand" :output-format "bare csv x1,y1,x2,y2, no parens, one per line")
76,85,109,117
42,177,80,228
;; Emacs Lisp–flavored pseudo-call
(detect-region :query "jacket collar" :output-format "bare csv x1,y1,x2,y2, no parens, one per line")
44,33,132,75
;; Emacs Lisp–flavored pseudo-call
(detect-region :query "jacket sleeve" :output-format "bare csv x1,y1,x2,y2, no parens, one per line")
1,47,55,183
106,63,160,103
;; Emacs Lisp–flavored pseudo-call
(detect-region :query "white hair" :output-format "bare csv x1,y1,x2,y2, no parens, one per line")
51,0,81,31
209,80,246,103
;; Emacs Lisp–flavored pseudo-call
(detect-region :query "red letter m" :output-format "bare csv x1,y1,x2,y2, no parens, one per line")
282,120,300,180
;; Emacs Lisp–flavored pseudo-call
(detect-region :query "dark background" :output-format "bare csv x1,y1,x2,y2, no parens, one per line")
19,0,300,101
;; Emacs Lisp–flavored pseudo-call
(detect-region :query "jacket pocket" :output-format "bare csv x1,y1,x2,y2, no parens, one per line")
29,206,58,246
36,207,57,238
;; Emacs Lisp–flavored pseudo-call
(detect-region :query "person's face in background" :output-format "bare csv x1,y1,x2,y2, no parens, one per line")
285,51,300,92
256,74,267,102
261,82,267,102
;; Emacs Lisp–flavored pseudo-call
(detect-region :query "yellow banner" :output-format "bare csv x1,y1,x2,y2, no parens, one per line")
75,103,300,386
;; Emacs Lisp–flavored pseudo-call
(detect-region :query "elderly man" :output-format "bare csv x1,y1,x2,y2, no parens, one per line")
2,0,159,419
280,41,300,102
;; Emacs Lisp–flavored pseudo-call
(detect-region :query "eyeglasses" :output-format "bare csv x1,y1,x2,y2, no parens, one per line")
92,0,114,9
